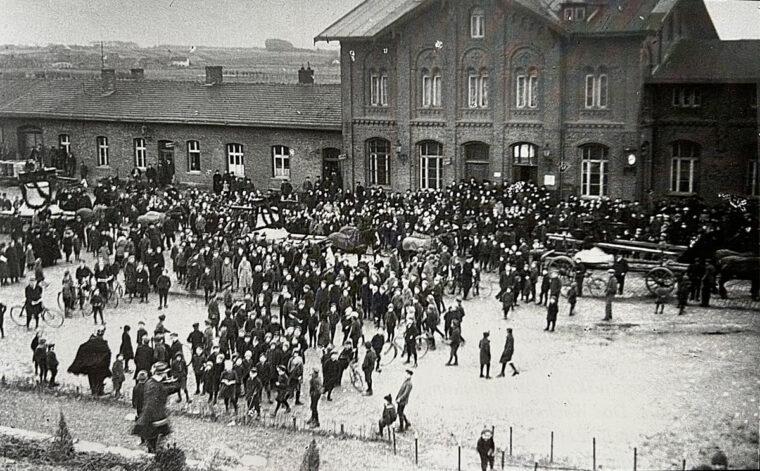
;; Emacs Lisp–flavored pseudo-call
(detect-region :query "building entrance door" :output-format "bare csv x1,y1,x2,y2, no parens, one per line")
463,142,490,183
513,165,538,183
322,148,343,189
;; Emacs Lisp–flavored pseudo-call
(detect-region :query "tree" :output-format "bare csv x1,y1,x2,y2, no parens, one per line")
299,439,319,471
49,411,75,462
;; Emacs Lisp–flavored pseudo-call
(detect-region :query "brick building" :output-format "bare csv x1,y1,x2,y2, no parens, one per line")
316,0,759,200
0,66,342,190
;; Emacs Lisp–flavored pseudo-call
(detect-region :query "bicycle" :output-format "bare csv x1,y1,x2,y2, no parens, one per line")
58,284,93,317
380,328,430,366
10,303,64,328
347,360,365,392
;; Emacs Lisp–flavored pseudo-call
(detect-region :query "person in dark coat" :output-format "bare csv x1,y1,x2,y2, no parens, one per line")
120,325,134,372
321,349,339,401
132,362,179,453
478,331,491,379
477,428,496,471
132,370,148,420
497,328,519,377
134,336,154,379
545,297,558,332
67,326,112,396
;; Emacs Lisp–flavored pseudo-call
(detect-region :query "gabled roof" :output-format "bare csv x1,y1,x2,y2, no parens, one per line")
0,78,342,131
650,39,760,83
561,0,675,35
315,0,561,42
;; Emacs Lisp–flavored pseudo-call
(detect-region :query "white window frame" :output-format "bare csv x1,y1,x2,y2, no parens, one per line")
422,72,432,108
432,73,442,107
670,141,699,194
96,136,109,167
516,75,527,108
585,74,608,109
468,73,479,108
512,143,537,166
133,138,147,169
564,8,574,21
470,9,485,38
371,72,388,107
479,73,489,108
419,142,443,190
368,140,390,186
272,145,291,179
580,145,609,198
575,7,586,20
58,134,70,154
528,72,538,108
226,143,244,176
187,140,201,172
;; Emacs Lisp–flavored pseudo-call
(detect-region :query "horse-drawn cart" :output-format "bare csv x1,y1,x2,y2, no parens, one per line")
541,234,689,297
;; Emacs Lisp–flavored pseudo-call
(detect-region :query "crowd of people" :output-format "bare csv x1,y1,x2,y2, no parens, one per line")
5,174,758,459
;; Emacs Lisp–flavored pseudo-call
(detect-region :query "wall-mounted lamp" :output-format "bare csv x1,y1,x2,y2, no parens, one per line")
624,147,637,167
396,140,408,163
542,143,552,159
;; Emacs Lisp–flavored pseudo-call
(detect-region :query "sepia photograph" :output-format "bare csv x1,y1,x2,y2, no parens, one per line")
0,0,758,469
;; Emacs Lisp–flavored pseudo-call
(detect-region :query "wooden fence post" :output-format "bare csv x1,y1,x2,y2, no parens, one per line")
550,431,554,463
592,437,596,471
340,423,345,435
501,450,505,469
392,429,397,455
634,447,637,471
457,446,461,471
681,459,686,470
509,426,513,456
293,417,297,431
534,462,538,471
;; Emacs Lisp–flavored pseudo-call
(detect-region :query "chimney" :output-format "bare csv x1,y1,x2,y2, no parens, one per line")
101,68,116,94
130,68,144,79
298,64,315,85
205,66,223,86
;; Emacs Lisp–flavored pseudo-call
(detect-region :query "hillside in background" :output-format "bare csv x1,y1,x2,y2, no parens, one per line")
0,41,341,84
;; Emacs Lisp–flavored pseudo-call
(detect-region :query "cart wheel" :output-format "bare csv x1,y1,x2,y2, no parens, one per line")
547,256,575,286
350,366,364,392
586,276,607,297
646,267,676,295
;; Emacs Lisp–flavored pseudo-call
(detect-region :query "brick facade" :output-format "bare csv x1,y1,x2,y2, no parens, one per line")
329,0,759,201
0,118,342,190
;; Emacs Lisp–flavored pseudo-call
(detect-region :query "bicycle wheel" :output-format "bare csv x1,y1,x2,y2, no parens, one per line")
380,341,398,366
107,291,119,309
415,335,429,359
42,308,64,328
349,367,364,392
10,305,26,326
80,296,93,317
57,291,65,310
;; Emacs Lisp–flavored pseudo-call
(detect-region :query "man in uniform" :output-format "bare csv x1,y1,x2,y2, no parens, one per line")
395,369,413,432
132,362,179,452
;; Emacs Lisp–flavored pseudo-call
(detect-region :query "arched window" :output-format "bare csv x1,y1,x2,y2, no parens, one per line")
468,67,489,109
670,141,700,194
272,145,291,179
579,144,609,197
370,69,389,107
516,68,539,109
367,138,390,186
421,67,442,108
418,141,443,190
470,7,485,38
512,143,537,166
585,68,608,109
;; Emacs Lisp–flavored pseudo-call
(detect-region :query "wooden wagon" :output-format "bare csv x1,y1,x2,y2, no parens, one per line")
541,233,689,297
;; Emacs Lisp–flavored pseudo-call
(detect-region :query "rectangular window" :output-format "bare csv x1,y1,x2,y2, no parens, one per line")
419,142,443,190
564,8,574,21
422,74,431,108
480,74,489,108
749,160,759,196
468,74,479,108
187,140,201,172
585,75,595,108
470,11,484,38
58,134,70,154
432,75,442,107
371,74,379,106
368,141,390,186
96,136,109,166
598,74,608,109
671,158,696,193
516,75,526,108
133,138,147,169
528,74,538,108
672,87,702,108
272,145,291,179
380,75,388,106
575,7,585,20
582,159,608,197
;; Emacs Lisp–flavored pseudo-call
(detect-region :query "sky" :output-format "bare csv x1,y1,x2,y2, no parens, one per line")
0,0,757,49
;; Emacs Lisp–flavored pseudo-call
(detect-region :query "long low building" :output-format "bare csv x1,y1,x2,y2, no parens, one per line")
0,66,344,190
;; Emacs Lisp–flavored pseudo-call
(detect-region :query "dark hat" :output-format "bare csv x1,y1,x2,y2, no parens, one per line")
192,322,199,327
405,369,414,376
158,314,166,320
384,394,393,402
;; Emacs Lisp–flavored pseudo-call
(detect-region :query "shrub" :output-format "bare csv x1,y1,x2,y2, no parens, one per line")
152,442,186,471
300,439,319,471
49,411,75,462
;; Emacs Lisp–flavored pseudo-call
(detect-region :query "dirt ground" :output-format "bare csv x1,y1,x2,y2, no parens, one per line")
0,253,757,470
